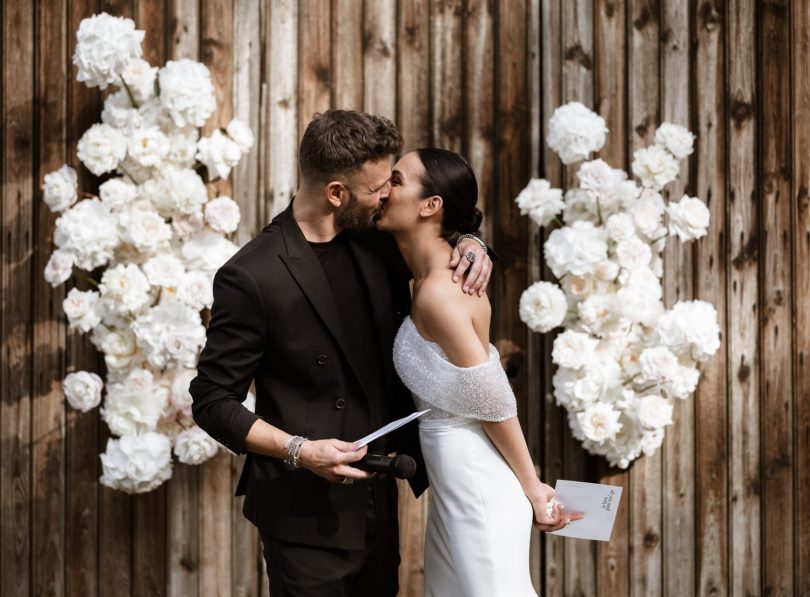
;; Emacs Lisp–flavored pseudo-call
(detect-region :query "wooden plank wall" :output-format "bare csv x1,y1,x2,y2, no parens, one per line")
1,1,808,595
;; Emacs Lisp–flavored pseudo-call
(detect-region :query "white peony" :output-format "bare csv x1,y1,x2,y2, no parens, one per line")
518,281,567,333
98,263,152,315
63,370,104,412
514,179,564,228
90,326,138,370
576,159,623,195
118,207,172,254
226,118,255,154
54,199,120,270
142,253,185,287
577,293,621,337
615,236,652,270
632,145,680,190
99,432,172,493
593,259,620,282
174,426,219,465
77,123,128,176
640,428,666,456
666,365,701,399
656,300,720,361
120,58,157,104
204,196,241,233
577,402,622,443
127,126,169,167
562,189,600,225
99,177,138,210
72,13,145,89
637,394,674,429
546,102,608,165
605,213,637,243
544,220,607,277
667,195,710,242
132,300,206,369
181,230,239,274
163,167,208,215
158,59,216,127
101,368,168,436
171,209,205,240
638,346,679,384
552,330,599,370
196,130,242,180
632,189,666,238
177,270,214,310
165,127,199,168
63,287,102,332
44,249,75,287
42,165,78,212
654,123,695,160
101,89,141,130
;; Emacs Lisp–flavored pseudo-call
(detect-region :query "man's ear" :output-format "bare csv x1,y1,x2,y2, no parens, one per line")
325,181,345,208
420,195,443,217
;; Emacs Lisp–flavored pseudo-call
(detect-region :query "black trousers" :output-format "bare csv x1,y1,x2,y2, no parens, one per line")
260,480,400,597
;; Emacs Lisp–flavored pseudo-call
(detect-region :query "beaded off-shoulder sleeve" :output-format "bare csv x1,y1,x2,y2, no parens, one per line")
393,317,518,422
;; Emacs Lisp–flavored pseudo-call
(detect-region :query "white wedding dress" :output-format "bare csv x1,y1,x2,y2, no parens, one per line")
393,316,537,597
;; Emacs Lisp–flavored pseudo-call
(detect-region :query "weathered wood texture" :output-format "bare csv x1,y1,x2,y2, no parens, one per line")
1,1,808,595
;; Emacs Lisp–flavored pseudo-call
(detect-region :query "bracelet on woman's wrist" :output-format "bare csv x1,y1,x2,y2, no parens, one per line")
283,435,307,468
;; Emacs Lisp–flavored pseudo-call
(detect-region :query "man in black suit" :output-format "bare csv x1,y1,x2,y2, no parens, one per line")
190,110,491,596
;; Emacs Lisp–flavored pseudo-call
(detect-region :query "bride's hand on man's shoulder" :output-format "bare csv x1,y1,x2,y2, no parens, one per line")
449,238,492,296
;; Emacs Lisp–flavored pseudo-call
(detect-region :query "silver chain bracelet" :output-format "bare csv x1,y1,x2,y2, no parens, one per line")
456,233,487,252
284,435,307,468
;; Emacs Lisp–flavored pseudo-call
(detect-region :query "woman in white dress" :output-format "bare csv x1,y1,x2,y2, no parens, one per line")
375,148,581,596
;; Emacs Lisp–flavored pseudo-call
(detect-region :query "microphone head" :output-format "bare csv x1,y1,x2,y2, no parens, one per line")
392,455,417,479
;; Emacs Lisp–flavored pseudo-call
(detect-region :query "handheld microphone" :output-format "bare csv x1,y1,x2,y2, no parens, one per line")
355,454,417,479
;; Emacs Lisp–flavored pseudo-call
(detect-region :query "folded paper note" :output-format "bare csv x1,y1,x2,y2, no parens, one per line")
549,480,623,541
351,409,430,449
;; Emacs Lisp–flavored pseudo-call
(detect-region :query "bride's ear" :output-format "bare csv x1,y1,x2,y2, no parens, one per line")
420,195,443,218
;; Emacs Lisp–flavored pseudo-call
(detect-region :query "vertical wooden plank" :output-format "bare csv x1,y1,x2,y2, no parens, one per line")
363,0,396,121
539,1,564,595
32,1,68,596
397,0,430,151
298,0,332,141
331,0,363,110
1,0,35,595
265,0,298,217
137,0,167,65
628,2,663,596
759,1,793,595
793,1,810,593
396,479,427,597
726,1,760,595
430,0,463,151
593,1,631,595
169,0,199,60
693,1,729,595
133,489,168,596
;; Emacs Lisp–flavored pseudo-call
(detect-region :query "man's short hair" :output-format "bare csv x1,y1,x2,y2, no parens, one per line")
298,110,403,182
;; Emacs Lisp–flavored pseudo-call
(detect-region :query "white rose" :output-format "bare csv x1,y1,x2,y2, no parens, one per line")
181,230,239,274
204,196,241,233
177,270,214,310
127,126,169,167
226,118,255,154
593,259,620,282
163,167,208,214
72,12,145,89
519,281,567,333
552,330,599,369
576,159,622,195
77,123,128,176
90,326,138,370
656,300,720,361
637,394,674,429
632,189,666,237
615,236,652,270
143,253,185,287
158,59,216,127
44,249,74,287
165,127,199,168
514,178,564,228
132,300,206,369
654,123,695,160
101,368,168,436
577,294,618,336
562,274,594,299
120,57,158,103
101,90,141,131
632,145,679,190
666,365,700,399
638,346,679,384
170,369,196,416
546,102,608,165
99,177,138,210
171,209,205,240
174,426,219,465
667,195,710,242
63,287,102,332
42,165,78,212
99,263,152,315
118,207,172,254
196,130,242,181
640,428,666,456
577,402,622,443
54,198,120,270
562,189,600,225
63,370,104,412
616,286,663,327
544,220,607,277
605,213,636,243
99,432,172,494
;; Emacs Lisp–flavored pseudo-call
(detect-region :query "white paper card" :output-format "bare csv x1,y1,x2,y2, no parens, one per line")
351,410,430,449
548,480,623,541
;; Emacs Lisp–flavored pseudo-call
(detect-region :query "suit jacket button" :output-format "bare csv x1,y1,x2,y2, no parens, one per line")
335,398,346,409
317,354,328,365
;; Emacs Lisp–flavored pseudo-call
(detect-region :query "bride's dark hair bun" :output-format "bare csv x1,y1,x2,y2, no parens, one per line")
416,148,480,239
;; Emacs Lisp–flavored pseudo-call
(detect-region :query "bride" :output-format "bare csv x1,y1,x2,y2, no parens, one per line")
375,148,581,596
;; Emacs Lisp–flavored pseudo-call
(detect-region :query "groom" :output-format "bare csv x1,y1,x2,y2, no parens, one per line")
189,109,492,596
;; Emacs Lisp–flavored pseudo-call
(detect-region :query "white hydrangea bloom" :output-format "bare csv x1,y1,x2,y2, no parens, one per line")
519,281,567,333
667,195,710,242
204,196,241,233
514,178,564,228
654,122,695,160
546,102,608,165
72,13,145,89
174,426,219,465
158,59,216,127
42,165,78,213
99,432,172,494
63,370,104,413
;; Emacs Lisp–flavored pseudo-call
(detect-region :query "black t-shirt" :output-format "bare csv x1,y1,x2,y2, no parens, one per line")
309,233,387,432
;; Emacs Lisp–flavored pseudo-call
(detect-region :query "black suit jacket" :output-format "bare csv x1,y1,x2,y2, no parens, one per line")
189,203,428,549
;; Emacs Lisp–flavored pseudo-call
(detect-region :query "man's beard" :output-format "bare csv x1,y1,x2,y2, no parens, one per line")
335,191,380,231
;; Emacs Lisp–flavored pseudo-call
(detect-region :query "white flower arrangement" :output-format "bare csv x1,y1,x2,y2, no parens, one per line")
43,13,256,493
516,101,719,468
